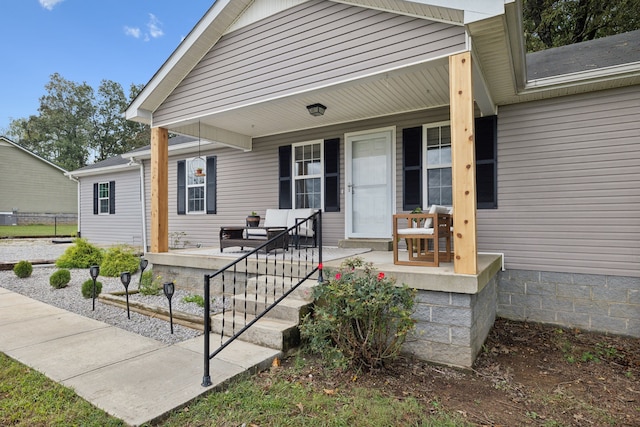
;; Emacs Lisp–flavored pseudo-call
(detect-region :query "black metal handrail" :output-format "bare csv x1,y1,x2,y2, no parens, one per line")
202,210,322,387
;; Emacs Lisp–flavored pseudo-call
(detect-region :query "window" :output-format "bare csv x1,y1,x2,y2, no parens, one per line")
425,123,452,206
187,158,206,213
177,156,216,215
93,181,115,215
98,182,110,214
401,116,497,210
279,139,340,212
293,141,323,209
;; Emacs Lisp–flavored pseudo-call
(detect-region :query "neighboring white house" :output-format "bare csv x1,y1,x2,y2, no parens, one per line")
67,154,144,247
67,135,198,248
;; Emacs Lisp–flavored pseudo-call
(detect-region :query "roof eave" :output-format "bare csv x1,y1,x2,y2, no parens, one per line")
522,62,640,93
66,162,138,178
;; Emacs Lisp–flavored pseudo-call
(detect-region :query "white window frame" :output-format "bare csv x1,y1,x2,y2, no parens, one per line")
423,121,452,207
98,182,110,215
186,157,206,214
292,140,324,210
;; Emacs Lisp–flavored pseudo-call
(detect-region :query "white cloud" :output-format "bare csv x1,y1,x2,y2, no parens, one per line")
124,26,141,38
39,0,63,11
147,13,164,39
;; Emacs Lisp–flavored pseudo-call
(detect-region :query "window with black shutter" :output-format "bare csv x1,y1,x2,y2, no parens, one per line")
402,127,422,211
278,145,292,209
93,181,115,215
324,138,340,212
475,116,498,209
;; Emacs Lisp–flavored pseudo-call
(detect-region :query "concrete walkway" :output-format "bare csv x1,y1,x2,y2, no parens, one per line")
0,287,282,426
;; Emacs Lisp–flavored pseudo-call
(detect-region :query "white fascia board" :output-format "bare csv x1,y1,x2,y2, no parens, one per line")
66,163,137,179
523,62,640,92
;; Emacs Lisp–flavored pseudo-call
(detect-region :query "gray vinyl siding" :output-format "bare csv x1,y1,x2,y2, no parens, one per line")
0,143,76,214
477,86,640,277
145,109,448,248
153,0,465,127
79,168,143,247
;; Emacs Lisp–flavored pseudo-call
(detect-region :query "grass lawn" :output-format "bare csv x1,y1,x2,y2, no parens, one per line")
0,352,468,427
0,353,123,427
0,224,77,238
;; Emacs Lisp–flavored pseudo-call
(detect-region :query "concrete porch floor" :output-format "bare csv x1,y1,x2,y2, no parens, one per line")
146,246,503,296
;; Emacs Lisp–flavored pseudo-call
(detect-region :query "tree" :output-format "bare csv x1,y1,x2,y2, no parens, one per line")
524,0,640,51
8,74,150,171
26,73,95,170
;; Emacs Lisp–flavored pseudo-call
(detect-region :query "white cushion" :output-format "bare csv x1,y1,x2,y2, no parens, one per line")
397,227,434,236
263,209,289,227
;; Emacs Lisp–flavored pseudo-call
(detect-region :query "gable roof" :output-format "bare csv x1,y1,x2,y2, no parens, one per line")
126,0,510,127
0,136,69,174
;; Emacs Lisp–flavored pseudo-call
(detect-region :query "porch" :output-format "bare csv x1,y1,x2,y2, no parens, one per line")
146,246,502,368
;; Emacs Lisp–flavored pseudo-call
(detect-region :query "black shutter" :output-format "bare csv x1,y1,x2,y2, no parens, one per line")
402,127,422,211
324,138,340,212
475,116,497,209
93,183,98,215
206,156,217,214
177,160,186,215
109,181,116,214
278,145,292,209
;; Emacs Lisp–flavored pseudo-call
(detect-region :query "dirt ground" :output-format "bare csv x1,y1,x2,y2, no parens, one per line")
272,318,640,426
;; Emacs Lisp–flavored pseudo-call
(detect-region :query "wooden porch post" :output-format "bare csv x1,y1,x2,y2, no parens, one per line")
449,51,478,274
150,127,169,253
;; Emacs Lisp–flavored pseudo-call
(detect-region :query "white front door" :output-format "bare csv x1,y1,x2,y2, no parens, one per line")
345,128,395,238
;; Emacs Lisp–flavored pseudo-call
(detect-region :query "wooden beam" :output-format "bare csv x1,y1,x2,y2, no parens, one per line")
449,51,478,275
150,127,169,253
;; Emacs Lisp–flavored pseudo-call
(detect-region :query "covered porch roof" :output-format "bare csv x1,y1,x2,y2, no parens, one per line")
125,0,519,150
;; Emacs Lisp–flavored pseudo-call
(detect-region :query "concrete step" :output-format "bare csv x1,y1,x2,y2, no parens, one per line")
338,238,392,251
231,293,312,322
245,276,317,302
210,312,300,351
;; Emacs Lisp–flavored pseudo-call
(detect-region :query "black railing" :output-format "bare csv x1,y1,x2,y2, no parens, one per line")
202,211,322,387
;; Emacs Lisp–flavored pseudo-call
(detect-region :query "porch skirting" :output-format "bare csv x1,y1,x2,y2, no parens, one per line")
497,269,640,338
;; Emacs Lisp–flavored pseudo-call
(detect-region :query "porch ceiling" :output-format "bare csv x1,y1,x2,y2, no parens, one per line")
167,58,452,142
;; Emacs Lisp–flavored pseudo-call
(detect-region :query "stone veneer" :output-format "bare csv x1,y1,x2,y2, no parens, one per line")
497,269,640,338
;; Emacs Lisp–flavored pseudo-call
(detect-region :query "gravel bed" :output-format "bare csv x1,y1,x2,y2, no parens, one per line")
1,266,204,345
0,238,73,263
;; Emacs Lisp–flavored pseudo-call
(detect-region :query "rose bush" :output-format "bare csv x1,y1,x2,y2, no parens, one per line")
301,257,416,370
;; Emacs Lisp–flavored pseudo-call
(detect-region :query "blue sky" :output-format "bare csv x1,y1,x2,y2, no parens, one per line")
0,0,213,134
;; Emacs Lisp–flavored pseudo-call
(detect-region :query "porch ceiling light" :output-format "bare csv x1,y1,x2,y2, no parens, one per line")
306,103,326,117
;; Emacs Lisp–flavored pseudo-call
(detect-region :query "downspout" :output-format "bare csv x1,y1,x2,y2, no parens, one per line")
66,173,80,237
137,159,148,253
127,157,147,252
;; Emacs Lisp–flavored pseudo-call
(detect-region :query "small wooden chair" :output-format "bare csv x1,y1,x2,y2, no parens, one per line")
392,206,452,267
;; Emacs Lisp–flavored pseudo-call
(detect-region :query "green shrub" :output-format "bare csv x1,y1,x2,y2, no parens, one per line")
49,269,71,289
13,260,33,278
56,238,103,269
139,270,162,296
99,245,139,277
81,279,103,298
182,294,205,307
300,257,416,370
